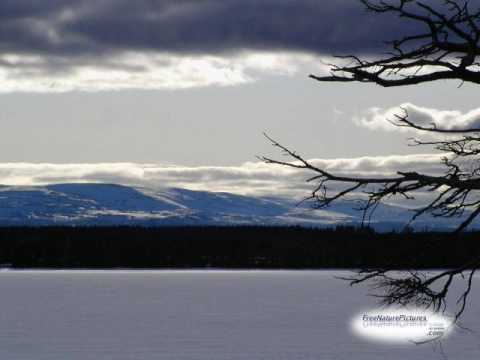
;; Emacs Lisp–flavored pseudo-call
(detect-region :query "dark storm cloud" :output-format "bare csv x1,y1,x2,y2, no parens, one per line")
0,0,67,19
0,0,421,57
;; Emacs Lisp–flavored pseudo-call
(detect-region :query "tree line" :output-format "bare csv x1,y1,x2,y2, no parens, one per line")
0,226,476,269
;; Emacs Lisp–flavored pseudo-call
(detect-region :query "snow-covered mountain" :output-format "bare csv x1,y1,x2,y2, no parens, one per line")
0,183,470,231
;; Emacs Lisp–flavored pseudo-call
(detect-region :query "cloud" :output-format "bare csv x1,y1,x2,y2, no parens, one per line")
0,51,328,92
0,0,429,91
355,103,480,133
0,154,446,200
0,1,409,57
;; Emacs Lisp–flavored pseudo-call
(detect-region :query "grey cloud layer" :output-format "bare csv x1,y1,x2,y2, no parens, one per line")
0,1,436,91
0,0,413,58
0,155,445,199
356,103,480,134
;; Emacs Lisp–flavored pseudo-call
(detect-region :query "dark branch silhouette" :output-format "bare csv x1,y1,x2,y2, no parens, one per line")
262,0,480,330
261,128,480,234
263,0,480,233
310,0,480,87
338,265,478,323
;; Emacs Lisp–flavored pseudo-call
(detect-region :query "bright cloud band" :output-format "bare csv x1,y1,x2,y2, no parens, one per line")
356,103,480,134
0,154,445,198
0,51,327,92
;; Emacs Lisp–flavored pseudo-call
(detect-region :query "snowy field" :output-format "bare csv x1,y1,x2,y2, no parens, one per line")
0,270,479,359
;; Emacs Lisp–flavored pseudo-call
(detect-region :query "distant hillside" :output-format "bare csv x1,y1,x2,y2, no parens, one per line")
0,183,474,231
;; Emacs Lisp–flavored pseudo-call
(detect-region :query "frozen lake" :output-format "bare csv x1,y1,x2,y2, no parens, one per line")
0,270,479,359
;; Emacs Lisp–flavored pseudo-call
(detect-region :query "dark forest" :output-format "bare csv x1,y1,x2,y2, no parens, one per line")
0,226,477,269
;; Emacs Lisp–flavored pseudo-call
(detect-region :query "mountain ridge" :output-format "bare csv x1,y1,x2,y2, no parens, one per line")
0,183,471,231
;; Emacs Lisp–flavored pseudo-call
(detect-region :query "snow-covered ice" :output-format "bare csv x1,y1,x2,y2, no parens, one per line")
0,270,478,359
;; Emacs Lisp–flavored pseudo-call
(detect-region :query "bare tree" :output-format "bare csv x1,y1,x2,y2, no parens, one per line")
262,0,480,324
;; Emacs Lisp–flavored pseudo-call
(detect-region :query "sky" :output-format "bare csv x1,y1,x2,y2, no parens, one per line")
1,0,479,197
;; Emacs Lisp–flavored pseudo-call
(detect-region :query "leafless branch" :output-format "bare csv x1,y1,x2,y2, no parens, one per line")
310,0,480,87
262,0,480,329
